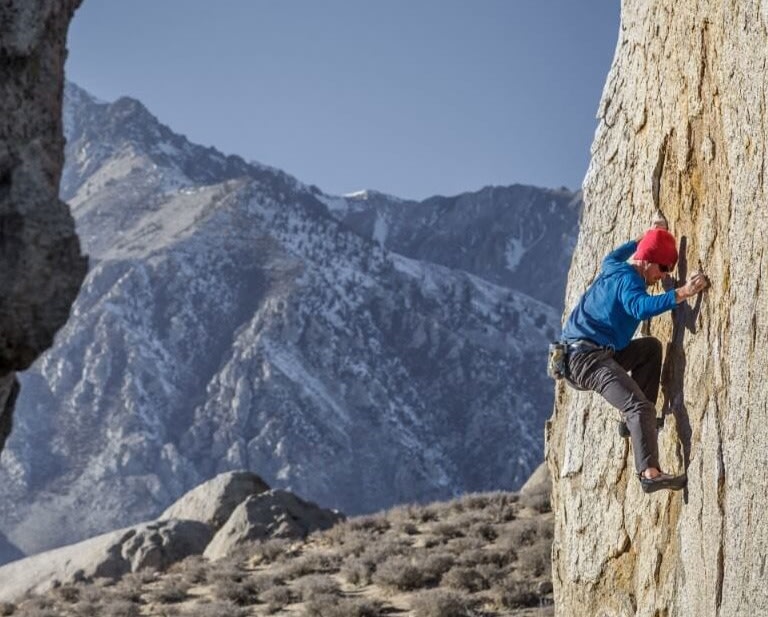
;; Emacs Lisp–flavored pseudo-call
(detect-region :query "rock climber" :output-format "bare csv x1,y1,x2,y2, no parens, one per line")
560,217,708,493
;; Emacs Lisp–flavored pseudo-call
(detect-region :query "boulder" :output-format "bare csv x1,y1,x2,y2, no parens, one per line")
204,489,344,560
519,462,550,496
0,519,211,601
158,470,270,529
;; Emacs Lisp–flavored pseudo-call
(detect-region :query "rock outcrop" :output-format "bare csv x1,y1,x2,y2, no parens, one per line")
0,470,341,601
548,2,768,616
0,1,87,452
158,470,270,528
0,519,212,601
204,489,344,560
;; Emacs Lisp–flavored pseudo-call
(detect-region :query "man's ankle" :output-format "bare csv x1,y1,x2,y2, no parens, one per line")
641,468,661,480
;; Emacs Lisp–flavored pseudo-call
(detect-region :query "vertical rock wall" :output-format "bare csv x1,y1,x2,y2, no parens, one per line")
547,1,768,616
0,1,87,450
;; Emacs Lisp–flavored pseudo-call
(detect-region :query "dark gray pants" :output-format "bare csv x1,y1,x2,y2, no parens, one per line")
567,337,663,473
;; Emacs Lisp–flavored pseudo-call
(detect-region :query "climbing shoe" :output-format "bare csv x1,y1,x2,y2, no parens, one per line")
639,472,687,494
617,417,665,439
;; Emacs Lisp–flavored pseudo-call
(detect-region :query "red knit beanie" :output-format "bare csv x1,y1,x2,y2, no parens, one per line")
635,229,678,267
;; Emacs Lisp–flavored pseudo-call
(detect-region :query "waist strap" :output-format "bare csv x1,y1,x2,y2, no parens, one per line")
567,339,613,354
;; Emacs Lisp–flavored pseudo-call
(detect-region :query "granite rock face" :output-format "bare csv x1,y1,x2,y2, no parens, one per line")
0,0,87,450
548,2,768,616
204,489,344,560
158,470,270,528
0,519,212,602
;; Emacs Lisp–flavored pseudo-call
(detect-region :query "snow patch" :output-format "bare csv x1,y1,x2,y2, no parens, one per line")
505,237,526,271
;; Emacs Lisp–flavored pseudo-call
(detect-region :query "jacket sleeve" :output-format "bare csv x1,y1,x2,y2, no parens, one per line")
601,241,638,270
619,278,677,320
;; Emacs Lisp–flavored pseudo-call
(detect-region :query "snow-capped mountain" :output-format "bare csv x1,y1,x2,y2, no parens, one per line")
325,186,580,310
0,83,579,554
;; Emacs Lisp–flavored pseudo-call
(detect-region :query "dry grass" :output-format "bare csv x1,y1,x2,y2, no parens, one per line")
9,489,554,616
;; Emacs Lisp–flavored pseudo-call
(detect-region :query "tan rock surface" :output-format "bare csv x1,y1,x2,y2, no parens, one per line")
547,2,768,616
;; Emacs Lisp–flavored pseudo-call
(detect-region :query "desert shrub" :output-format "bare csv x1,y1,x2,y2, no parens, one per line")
250,538,293,563
346,515,390,534
340,556,375,586
444,537,485,556
457,492,493,510
420,552,455,584
459,547,515,568
537,518,554,540
493,579,539,609
121,570,158,586
360,537,410,564
212,577,259,606
446,498,466,516
517,542,551,578
208,562,248,584
277,549,342,579
247,572,285,594
418,534,445,549
485,493,519,522
372,555,426,591
95,599,140,617
442,566,488,593
317,526,370,558
431,521,464,540
519,487,551,513
304,596,386,617
397,521,420,535
10,605,58,617
295,574,340,601
415,505,440,523
410,589,474,617
384,504,417,524
504,519,540,547
147,578,191,604
172,555,209,585
473,562,511,586
71,600,101,617
261,585,296,613
53,585,81,603
180,601,247,617
470,521,498,542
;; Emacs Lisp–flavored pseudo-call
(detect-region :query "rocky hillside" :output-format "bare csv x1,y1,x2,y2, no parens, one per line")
547,2,768,616
1,474,554,617
0,83,579,555
329,186,580,310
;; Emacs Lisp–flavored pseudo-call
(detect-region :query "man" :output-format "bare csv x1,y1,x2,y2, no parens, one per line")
561,219,708,493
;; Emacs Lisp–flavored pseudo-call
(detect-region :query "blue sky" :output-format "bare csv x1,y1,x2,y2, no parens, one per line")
66,1,620,200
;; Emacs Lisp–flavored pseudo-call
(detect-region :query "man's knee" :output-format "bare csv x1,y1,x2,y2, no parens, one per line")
623,396,655,420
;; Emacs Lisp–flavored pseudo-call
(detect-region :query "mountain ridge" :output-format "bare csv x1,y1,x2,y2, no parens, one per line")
0,83,578,555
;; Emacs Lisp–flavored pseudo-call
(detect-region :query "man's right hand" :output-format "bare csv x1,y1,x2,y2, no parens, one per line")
676,272,709,302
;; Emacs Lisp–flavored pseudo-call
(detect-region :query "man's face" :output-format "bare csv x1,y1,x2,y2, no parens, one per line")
644,263,670,285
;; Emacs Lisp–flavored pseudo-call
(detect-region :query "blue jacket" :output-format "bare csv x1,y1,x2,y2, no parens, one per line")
562,240,677,350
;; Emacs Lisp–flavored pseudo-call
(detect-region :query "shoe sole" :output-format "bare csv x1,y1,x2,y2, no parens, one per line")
640,477,687,493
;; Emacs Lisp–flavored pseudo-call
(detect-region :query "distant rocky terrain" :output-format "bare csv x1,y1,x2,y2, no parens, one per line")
0,82,580,555
0,467,553,617
0,471,342,602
